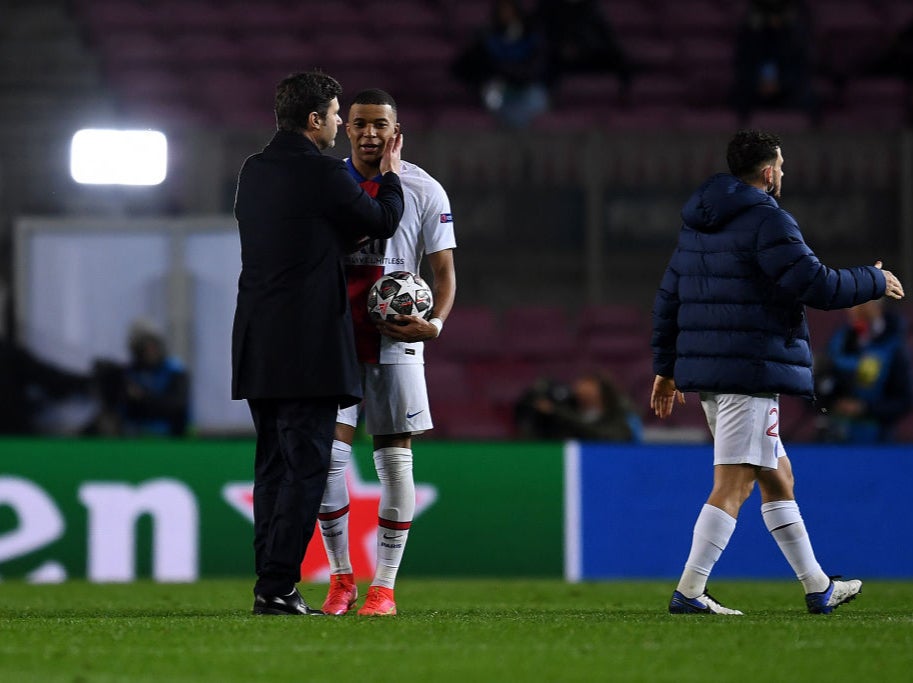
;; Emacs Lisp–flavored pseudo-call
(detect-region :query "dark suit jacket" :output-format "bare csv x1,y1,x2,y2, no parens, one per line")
231,130,404,405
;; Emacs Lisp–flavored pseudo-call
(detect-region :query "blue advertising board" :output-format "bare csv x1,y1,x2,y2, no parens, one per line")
565,443,913,580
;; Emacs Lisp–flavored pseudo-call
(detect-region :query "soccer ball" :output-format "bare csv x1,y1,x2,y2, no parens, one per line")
367,271,434,322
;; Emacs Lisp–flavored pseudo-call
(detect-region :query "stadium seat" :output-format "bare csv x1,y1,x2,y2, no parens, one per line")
842,77,909,109
617,36,678,72
502,305,577,360
108,66,188,101
424,305,503,363
676,107,740,131
427,398,514,440
96,32,174,68
555,74,625,107
431,106,497,131
577,304,649,335
362,0,443,31
445,2,490,37
627,74,689,107
234,32,315,72
467,359,542,409
214,103,274,129
68,0,910,134
605,104,684,131
656,0,735,37
824,102,908,131
530,109,606,131
603,1,657,38
119,97,209,128
745,109,813,133
580,333,648,365
77,0,158,33
151,0,236,33
224,0,299,30
881,0,913,26
814,1,884,35
171,32,245,68
424,360,473,401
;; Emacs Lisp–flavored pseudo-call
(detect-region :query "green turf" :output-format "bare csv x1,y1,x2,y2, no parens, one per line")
1,579,911,682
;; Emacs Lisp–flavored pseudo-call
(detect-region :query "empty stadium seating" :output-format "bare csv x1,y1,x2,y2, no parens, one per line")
65,0,912,131
4,0,911,442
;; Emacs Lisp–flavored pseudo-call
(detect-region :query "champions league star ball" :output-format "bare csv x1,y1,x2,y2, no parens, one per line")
367,271,434,322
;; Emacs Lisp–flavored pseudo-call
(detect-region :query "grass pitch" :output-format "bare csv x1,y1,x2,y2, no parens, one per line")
1,579,911,682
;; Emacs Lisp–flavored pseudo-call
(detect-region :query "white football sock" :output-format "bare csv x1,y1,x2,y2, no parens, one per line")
318,440,352,575
677,504,737,598
372,447,414,589
762,500,830,593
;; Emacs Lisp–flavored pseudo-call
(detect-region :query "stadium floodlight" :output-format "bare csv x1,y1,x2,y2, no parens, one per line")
70,128,168,185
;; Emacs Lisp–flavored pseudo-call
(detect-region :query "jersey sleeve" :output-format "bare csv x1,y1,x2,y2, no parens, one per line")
420,176,457,254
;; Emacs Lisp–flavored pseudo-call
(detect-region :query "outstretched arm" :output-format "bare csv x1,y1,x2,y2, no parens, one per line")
875,260,905,300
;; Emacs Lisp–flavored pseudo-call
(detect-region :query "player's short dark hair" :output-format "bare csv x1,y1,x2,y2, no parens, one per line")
350,88,398,114
275,71,342,132
726,129,782,180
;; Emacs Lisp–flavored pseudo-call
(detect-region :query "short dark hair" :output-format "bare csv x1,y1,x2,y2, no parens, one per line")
275,71,342,132
350,88,398,114
726,129,781,180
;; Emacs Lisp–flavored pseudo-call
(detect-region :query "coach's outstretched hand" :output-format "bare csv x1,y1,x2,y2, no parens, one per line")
875,261,905,300
380,132,403,176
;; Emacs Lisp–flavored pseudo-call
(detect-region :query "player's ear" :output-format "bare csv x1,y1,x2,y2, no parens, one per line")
394,121,401,135
307,111,321,130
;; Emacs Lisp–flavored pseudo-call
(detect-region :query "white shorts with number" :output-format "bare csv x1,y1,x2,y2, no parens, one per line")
337,363,432,436
699,393,785,470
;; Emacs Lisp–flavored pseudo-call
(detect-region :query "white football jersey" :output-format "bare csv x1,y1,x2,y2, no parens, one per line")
344,158,456,364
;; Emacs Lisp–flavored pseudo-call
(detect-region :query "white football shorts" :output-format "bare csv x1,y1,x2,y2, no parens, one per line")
336,363,432,436
699,393,785,470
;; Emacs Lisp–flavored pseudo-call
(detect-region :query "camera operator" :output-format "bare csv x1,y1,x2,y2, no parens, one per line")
514,371,642,441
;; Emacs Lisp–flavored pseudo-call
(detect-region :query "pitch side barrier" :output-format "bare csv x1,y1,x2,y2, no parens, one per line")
564,442,913,581
0,439,909,582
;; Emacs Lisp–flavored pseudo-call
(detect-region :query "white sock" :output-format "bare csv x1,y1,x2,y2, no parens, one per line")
677,504,737,598
762,500,830,593
318,440,352,575
372,447,414,589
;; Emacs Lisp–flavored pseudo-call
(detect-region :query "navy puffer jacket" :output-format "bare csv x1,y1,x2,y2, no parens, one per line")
652,173,886,398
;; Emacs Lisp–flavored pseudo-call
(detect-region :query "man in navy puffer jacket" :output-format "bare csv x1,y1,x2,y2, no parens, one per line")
650,130,905,616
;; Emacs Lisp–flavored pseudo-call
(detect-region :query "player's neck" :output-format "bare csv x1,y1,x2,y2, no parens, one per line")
352,160,382,181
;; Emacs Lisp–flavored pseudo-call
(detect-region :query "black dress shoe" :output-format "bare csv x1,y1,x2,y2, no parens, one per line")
252,588,325,616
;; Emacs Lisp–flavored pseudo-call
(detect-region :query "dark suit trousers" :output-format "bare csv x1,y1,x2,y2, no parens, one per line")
248,397,336,596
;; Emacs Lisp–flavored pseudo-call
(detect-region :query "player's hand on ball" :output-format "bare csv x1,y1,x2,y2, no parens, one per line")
375,315,437,341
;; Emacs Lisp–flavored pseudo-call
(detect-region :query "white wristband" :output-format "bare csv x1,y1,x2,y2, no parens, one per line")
428,317,443,338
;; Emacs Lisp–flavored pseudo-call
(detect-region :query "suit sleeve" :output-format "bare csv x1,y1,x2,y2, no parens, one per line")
325,161,404,239
756,211,886,310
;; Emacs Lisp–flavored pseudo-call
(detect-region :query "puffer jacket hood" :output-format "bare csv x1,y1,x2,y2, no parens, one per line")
681,173,776,234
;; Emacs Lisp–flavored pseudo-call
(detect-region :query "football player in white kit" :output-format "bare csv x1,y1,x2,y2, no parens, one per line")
317,89,456,616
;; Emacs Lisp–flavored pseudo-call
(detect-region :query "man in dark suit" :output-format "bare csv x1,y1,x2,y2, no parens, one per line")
232,71,405,615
